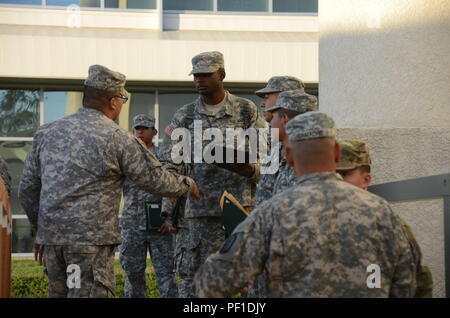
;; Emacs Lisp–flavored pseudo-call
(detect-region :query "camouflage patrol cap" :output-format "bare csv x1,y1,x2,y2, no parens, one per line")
336,140,372,171
286,111,336,143
189,51,224,75
133,114,156,129
266,90,318,114
84,64,129,97
255,76,305,97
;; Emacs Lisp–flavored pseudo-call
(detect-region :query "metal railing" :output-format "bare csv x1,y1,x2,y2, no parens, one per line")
369,173,450,298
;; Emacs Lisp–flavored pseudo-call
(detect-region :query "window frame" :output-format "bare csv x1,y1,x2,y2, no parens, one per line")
0,0,318,15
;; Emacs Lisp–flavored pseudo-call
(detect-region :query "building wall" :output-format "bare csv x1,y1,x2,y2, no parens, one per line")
0,7,319,83
320,0,450,297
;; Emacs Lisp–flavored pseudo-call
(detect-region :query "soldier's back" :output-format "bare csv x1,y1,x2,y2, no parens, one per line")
260,172,415,297
32,107,138,245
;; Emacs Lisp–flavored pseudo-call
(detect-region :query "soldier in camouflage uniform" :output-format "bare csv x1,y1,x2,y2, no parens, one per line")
159,51,267,298
255,76,305,123
253,76,305,207
19,65,200,298
119,114,178,298
336,139,433,297
248,90,318,297
194,112,418,298
0,156,11,196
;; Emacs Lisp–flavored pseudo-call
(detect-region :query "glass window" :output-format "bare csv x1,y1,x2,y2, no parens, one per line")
0,0,41,5
163,0,213,11
158,93,197,133
218,0,268,12
43,91,83,124
104,0,118,8
273,0,318,13
127,0,156,9
0,90,40,138
127,93,156,131
46,0,101,7
0,141,32,216
12,219,34,253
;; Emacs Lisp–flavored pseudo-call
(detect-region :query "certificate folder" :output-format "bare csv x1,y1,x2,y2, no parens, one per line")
220,191,250,238
145,201,163,231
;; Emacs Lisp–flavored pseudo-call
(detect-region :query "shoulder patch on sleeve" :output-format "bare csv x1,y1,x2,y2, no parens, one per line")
164,124,174,137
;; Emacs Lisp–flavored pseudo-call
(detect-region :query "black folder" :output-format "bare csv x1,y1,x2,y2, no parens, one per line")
220,191,250,238
144,201,163,231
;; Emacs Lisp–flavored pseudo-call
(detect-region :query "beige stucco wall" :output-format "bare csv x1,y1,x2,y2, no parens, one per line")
319,0,450,128
320,0,450,297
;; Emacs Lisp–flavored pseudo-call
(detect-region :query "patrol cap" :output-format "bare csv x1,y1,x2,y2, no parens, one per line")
286,111,336,143
255,76,305,97
266,90,318,114
133,114,156,129
336,140,372,171
84,64,129,97
189,51,224,75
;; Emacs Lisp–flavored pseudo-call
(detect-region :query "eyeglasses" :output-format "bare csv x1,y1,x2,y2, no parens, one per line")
111,95,129,104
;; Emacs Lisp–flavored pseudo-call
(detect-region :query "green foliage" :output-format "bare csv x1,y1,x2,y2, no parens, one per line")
11,259,161,298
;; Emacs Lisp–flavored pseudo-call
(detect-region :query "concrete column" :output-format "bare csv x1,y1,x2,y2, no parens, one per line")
319,0,450,297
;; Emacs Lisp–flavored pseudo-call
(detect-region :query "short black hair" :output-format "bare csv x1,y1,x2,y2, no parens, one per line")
82,86,117,109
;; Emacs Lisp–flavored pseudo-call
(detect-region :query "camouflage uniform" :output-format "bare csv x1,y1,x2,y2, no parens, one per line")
119,114,177,298
337,139,434,297
253,77,305,206
19,65,195,298
255,76,305,98
160,51,267,298
249,90,318,298
0,156,11,195
194,112,417,298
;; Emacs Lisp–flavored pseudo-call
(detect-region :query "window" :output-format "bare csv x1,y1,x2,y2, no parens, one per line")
126,0,156,9
0,90,40,138
218,0,267,12
0,141,32,215
44,91,83,124
104,0,117,8
158,92,197,132
12,219,34,253
0,0,40,4
127,93,156,130
163,0,212,11
273,0,317,13
46,0,101,7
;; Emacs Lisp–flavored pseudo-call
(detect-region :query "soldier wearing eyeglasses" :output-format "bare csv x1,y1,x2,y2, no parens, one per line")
19,64,200,298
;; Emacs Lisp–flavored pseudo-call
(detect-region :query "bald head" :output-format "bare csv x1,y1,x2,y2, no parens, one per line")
285,137,341,177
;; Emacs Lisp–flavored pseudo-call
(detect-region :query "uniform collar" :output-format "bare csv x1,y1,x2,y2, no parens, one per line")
297,172,343,185
195,91,234,118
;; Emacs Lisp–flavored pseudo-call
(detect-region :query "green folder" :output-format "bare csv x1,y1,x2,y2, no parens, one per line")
220,191,250,238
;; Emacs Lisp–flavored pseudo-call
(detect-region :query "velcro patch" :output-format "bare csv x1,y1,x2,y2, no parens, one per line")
164,124,174,137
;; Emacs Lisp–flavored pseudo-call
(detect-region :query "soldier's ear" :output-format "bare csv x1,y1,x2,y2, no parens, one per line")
219,69,226,81
363,172,372,189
